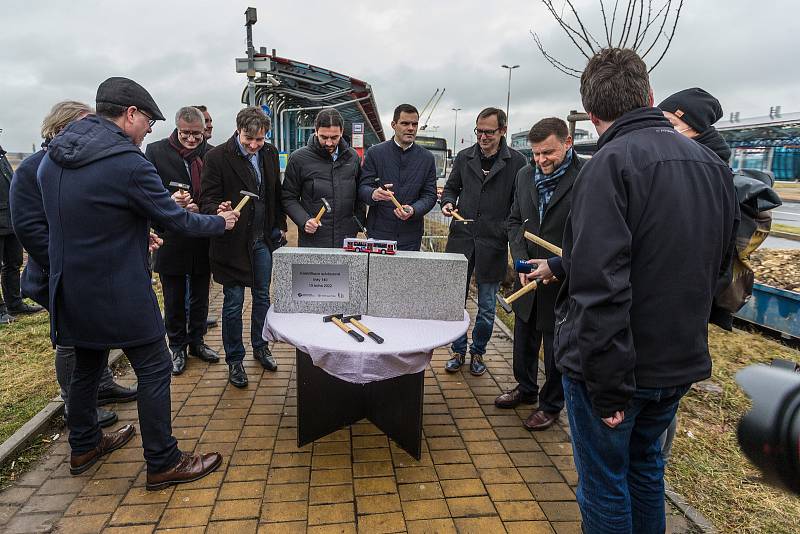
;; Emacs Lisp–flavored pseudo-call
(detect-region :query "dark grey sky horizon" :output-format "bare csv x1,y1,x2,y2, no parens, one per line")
0,0,795,153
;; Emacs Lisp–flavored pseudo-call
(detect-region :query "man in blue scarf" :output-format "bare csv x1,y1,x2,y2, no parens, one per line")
499,118,584,431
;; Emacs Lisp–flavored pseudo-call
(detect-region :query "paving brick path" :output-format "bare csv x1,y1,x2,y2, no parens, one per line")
0,291,695,533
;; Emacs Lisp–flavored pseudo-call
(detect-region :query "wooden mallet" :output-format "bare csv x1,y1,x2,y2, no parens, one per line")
374,178,411,213
523,231,562,257
496,280,538,313
234,190,259,212
323,314,364,342
314,198,332,224
342,315,384,344
450,209,474,224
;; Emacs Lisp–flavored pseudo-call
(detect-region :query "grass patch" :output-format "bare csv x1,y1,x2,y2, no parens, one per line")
771,223,800,235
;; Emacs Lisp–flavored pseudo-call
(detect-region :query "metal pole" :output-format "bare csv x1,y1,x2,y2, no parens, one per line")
452,107,461,156
245,8,257,106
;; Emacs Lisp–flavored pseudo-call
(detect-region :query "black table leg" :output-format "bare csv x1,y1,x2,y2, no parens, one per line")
295,349,425,459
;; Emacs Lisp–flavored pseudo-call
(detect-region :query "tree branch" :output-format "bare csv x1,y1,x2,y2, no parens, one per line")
647,0,683,71
531,30,583,77
540,0,594,57
641,0,672,58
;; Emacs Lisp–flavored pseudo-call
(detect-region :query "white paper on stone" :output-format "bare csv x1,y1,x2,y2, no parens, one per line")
264,307,469,384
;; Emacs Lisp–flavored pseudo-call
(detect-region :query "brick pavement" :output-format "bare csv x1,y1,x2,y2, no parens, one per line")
0,292,695,533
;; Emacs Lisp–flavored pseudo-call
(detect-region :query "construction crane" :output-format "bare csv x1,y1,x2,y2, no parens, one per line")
419,88,445,131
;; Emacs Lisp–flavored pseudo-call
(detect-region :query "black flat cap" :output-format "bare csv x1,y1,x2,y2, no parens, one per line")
96,77,165,121
658,87,722,134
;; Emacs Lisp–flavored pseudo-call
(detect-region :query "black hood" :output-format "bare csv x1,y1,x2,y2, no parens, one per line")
694,127,732,163
47,115,140,169
597,107,673,149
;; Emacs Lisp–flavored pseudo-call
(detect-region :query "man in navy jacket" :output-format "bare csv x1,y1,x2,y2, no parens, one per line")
553,50,738,532
37,77,239,490
358,104,437,250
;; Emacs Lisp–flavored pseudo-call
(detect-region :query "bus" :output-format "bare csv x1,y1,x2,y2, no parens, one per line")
416,136,448,179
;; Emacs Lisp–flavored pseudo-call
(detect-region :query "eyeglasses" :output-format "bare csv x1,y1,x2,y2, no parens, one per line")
178,130,204,139
474,127,500,137
136,109,156,128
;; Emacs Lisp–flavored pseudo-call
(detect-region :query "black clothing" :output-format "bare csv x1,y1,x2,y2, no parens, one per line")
694,128,731,163
513,316,563,414
282,135,363,247
507,156,584,328
160,272,210,349
0,146,14,235
553,107,738,418
145,137,213,275
658,87,722,134
200,134,286,287
0,234,23,312
441,138,527,283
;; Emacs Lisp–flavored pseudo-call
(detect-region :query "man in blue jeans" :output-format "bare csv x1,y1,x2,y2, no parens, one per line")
553,48,738,533
440,107,526,375
201,107,286,388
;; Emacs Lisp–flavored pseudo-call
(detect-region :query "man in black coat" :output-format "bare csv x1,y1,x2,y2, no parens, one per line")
0,141,43,324
146,106,219,375
496,118,584,431
200,107,287,388
37,77,239,488
440,107,526,376
553,49,738,532
282,108,363,247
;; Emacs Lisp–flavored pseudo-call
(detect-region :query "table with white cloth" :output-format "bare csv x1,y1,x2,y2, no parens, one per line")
265,308,469,459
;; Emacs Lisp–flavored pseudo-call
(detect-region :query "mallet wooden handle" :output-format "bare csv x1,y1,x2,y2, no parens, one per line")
330,316,364,342
524,231,562,257
349,318,384,344
313,205,327,223
505,280,538,305
234,195,252,212
451,210,466,222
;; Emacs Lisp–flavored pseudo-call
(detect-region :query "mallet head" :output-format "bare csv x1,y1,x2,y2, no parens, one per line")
322,313,343,323
240,190,259,200
496,293,513,314
320,197,332,212
169,181,190,191
341,315,362,323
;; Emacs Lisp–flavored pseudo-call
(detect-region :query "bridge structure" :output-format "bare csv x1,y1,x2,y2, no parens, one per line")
239,53,385,158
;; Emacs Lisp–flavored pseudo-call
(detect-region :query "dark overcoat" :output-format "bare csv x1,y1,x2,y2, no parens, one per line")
440,138,527,283
507,156,584,329
0,146,14,235
200,134,286,287
281,135,364,248
37,115,226,349
144,136,213,275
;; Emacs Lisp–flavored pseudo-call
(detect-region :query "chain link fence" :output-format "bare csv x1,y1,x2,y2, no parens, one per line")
422,205,450,252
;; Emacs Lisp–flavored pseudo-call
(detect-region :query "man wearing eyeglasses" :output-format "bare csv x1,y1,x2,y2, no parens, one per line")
145,107,220,375
440,107,526,376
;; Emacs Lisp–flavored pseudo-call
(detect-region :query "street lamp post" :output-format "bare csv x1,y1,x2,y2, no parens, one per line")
245,7,258,106
451,107,461,156
501,64,520,129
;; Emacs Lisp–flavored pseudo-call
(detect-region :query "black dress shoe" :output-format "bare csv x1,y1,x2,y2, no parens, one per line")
253,345,277,371
0,313,14,325
171,347,187,375
189,342,220,363
63,407,118,428
7,302,44,315
494,385,538,409
228,362,248,387
97,382,137,406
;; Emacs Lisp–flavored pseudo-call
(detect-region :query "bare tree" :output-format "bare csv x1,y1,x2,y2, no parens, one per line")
532,0,685,77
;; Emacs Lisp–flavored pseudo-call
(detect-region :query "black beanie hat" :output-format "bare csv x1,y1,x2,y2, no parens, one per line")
658,88,722,133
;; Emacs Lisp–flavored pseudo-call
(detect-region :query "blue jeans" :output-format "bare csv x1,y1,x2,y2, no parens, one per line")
452,281,500,356
222,239,271,364
562,375,690,534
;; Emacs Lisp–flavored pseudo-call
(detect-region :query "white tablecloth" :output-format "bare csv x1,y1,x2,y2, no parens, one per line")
264,308,469,384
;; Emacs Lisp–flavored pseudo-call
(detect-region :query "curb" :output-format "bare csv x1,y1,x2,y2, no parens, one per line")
770,230,800,242
481,296,716,533
0,348,125,468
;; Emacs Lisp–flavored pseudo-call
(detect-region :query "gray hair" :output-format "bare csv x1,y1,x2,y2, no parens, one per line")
174,106,205,127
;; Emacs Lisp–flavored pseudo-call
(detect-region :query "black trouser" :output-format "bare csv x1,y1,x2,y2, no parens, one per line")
512,314,563,414
68,339,181,473
160,272,210,350
0,233,23,312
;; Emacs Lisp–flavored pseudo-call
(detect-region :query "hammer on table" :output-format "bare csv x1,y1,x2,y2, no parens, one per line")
342,315,384,344
169,181,190,194
496,280,538,313
523,231,562,257
313,198,332,224
450,209,474,224
234,190,259,212
323,313,364,342
373,178,411,213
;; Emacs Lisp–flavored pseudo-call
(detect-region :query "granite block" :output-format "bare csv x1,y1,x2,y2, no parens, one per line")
367,251,468,320
272,248,368,315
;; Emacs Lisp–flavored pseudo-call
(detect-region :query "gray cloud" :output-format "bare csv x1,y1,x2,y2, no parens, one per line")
1,0,796,153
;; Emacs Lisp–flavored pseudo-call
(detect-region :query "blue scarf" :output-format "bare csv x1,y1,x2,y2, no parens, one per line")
534,148,573,219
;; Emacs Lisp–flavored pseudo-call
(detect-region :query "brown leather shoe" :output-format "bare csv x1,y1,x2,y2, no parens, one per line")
495,386,538,409
70,424,136,475
146,451,222,491
524,410,559,431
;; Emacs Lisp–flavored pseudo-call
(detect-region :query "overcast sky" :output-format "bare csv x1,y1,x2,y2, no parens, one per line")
0,0,796,153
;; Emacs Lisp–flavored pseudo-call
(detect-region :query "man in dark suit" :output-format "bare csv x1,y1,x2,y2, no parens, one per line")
440,107,527,376
145,106,219,375
200,107,286,388
37,77,239,489
496,118,584,431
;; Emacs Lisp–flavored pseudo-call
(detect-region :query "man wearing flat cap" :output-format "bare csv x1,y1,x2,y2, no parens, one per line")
37,76,240,490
